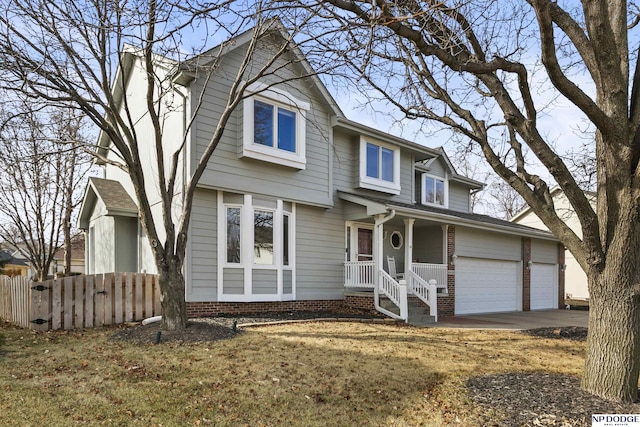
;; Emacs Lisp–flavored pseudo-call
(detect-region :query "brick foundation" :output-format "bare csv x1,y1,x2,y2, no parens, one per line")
438,225,455,318
186,299,346,318
522,238,531,311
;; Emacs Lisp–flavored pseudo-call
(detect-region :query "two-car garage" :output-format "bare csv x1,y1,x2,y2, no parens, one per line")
454,228,558,315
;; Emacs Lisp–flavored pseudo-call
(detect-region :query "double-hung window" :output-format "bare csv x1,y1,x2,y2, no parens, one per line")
242,82,309,169
422,174,448,207
359,137,401,194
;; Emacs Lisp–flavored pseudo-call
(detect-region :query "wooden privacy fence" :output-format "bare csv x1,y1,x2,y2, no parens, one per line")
0,273,161,331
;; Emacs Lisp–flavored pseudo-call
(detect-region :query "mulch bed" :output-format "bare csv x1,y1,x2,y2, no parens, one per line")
468,373,640,427
468,326,639,426
110,309,381,344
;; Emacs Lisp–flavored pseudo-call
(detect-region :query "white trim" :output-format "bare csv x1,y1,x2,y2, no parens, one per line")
218,293,296,303
216,191,225,299
241,83,308,169
358,137,401,195
217,193,297,301
390,230,404,250
242,194,252,295
421,173,449,208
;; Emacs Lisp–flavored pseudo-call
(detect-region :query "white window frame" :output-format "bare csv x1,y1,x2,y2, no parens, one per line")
421,173,448,208
217,192,296,302
242,82,309,170
358,137,401,194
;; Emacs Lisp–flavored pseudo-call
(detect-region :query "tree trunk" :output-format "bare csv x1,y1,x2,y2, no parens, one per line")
582,267,640,402
158,258,188,330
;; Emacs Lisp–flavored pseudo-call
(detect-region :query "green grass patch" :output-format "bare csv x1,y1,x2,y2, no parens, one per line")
0,322,585,426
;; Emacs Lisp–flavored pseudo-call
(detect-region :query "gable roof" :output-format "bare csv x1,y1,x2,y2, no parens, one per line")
510,185,597,223
77,178,138,229
338,191,556,240
96,20,343,160
0,249,28,267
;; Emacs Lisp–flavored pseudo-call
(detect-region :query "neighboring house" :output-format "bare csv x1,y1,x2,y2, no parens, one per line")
512,187,595,301
78,24,563,322
52,234,86,276
0,249,29,277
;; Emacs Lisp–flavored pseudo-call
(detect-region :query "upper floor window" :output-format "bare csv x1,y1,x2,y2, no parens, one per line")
359,137,400,194
422,174,448,207
242,82,309,169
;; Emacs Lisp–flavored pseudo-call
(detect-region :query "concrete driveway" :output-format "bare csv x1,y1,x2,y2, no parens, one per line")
434,309,588,330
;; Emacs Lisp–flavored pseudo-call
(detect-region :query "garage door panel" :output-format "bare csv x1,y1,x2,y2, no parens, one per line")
455,257,520,315
531,263,557,310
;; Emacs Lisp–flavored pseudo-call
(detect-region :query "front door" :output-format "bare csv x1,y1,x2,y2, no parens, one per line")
357,228,373,261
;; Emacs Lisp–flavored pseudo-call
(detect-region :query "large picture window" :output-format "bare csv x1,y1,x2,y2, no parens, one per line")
242,83,309,169
359,137,401,194
226,207,241,263
254,210,274,265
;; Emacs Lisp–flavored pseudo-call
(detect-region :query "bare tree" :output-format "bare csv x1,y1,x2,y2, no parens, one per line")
288,0,640,402
0,104,92,281
0,0,329,329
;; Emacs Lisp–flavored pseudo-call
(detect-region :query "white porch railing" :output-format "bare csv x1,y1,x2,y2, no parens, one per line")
406,271,438,322
412,263,448,294
376,269,408,321
344,261,375,288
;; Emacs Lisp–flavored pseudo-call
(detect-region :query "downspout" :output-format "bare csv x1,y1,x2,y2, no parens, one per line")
373,209,396,315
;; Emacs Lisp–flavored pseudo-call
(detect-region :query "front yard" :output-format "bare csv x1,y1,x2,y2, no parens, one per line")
0,320,634,426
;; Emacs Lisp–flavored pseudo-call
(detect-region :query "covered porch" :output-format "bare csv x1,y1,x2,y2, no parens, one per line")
340,193,451,322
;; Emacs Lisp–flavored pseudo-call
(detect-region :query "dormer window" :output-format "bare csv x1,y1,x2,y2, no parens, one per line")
242,82,309,169
422,174,448,207
359,137,400,194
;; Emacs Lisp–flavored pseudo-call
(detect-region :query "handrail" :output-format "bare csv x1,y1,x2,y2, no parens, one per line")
406,270,438,322
375,269,408,321
411,263,448,295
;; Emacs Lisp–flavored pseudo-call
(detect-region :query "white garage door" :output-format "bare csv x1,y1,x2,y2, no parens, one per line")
531,263,558,310
455,257,520,315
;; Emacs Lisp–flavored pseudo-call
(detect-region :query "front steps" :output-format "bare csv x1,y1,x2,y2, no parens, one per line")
378,295,436,325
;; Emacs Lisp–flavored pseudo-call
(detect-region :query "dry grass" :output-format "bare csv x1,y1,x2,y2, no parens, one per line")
0,321,585,426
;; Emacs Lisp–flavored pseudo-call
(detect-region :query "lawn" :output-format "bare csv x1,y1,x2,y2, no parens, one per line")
0,321,585,426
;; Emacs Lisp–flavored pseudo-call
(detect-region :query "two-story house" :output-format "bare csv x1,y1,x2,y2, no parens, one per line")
78,24,563,322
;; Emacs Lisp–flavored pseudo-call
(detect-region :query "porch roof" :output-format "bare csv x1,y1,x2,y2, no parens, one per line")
77,178,138,230
338,191,557,241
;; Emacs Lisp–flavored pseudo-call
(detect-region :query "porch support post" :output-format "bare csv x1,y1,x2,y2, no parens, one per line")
404,218,415,276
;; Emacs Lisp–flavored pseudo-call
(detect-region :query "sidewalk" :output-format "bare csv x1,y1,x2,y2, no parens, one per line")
434,309,588,330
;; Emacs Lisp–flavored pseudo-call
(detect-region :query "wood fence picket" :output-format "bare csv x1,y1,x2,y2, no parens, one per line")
0,273,160,331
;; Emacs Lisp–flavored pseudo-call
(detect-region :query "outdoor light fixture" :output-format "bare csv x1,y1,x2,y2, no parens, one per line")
450,253,457,265
527,260,533,270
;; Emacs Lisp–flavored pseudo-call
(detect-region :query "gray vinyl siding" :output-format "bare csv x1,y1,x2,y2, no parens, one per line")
189,188,217,300
456,227,522,261
252,270,278,294
413,226,445,264
383,224,405,274
295,203,345,300
114,217,138,272
223,269,244,294
427,158,447,178
191,41,332,207
283,270,293,294
332,128,414,204
448,182,471,213
531,239,558,264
